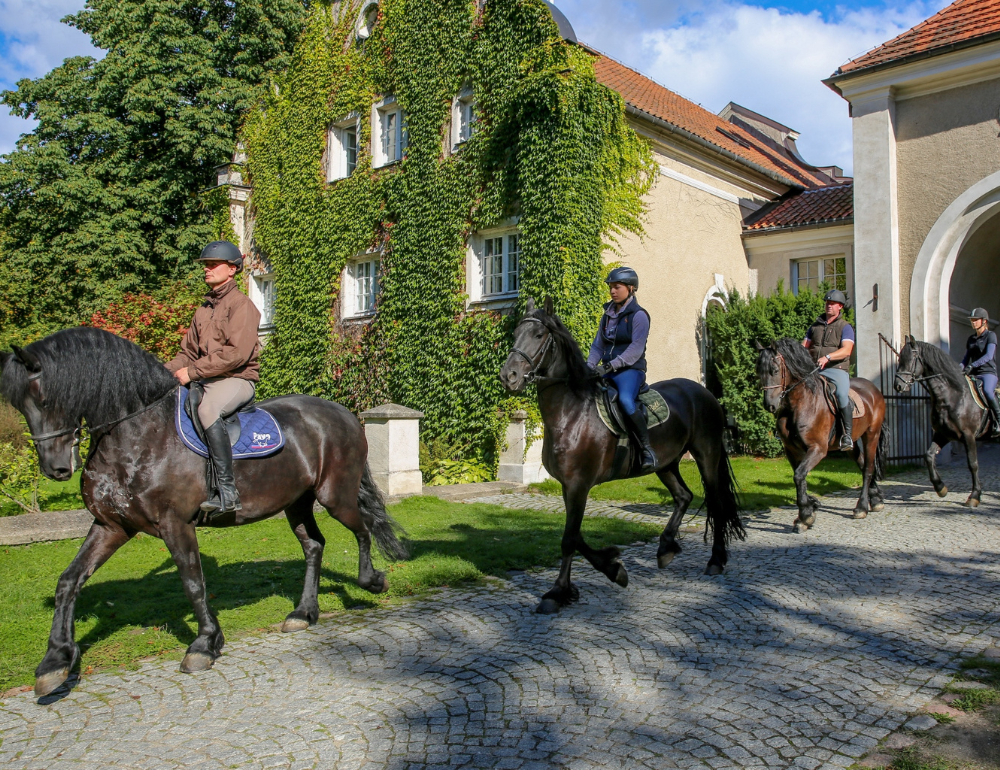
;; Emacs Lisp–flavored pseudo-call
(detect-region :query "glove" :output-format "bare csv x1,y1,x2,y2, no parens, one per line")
963,365,974,375
595,362,613,377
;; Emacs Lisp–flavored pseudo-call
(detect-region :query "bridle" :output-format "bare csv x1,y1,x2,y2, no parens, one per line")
509,317,558,386
23,369,179,445
760,353,817,401
894,347,944,388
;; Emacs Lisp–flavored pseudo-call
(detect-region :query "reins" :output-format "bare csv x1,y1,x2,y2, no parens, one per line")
25,367,178,445
760,353,819,400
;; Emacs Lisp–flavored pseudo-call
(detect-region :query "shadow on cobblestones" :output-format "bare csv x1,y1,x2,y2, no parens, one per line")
1,460,999,769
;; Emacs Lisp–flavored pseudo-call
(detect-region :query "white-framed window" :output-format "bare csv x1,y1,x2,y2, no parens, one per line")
792,256,847,295
342,255,381,318
328,115,359,182
451,86,476,148
373,96,407,168
250,273,276,329
469,229,521,302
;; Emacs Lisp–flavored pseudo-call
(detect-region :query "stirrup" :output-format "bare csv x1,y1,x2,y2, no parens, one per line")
839,435,853,450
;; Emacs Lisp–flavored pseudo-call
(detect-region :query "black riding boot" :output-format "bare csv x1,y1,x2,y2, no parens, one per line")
839,405,854,451
200,419,241,519
987,395,1000,438
625,410,657,474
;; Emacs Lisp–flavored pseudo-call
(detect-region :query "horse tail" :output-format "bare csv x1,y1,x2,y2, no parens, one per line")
705,446,747,546
357,463,409,561
874,420,891,482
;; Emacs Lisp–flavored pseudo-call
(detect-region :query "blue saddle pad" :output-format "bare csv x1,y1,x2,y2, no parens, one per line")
176,387,285,459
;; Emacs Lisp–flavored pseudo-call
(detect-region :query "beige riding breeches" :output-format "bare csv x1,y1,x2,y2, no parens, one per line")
197,377,256,428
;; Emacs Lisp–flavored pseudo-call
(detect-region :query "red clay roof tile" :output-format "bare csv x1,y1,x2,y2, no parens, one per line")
743,182,854,232
590,52,833,189
836,0,1000,76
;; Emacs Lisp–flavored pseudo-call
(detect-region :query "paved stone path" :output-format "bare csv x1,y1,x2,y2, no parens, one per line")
2,456,1000,769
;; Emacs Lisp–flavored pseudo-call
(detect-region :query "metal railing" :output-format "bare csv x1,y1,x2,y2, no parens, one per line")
878,334,932,466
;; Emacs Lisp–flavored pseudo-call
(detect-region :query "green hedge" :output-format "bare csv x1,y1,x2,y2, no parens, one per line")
704,283,855,457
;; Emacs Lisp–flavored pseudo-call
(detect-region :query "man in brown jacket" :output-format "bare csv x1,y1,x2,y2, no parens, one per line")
166,241,261,517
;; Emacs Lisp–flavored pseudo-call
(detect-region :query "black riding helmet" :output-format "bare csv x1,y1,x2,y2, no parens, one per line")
196,241,243,272
824,289,847,306
605,266,638,289
969,307,990,321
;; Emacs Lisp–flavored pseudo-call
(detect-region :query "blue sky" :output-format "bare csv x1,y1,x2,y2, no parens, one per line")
0,0,952,172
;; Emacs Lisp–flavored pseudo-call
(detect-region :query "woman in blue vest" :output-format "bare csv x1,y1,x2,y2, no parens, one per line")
961,307,1000,437
586,266,656,473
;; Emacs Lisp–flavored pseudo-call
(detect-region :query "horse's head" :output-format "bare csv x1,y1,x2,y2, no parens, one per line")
500,297,555,393
754,341,783,414
0,346,80,481
894,335,922,393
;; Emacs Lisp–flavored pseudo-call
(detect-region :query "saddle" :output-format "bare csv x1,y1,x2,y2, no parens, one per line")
821,379,866,419
177,385,285,459
595,382,671,478
965,376,995,438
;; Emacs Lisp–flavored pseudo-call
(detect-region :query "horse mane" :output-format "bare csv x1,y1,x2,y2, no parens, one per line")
1,327,178,427
912,339,966,390
758,337,825,395
527,309,598,396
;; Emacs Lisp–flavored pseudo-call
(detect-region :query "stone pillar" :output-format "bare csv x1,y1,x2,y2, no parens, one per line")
498,410,549,485
359,404,423,497
847,86,901,380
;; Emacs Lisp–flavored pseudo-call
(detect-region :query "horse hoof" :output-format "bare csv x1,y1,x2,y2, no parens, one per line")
872,503,885,512
34,670,69,698
536,598,561,615
704,563,724,576
613,563,629,588
179,653,215,673
281,617,310,633
657,552,676,569
793,521,808,534
965,498,980,508
852,510,868,519
361,574,390,594
937,487,948,498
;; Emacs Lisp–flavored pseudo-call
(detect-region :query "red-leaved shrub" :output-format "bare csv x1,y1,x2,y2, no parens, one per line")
88,284,203,361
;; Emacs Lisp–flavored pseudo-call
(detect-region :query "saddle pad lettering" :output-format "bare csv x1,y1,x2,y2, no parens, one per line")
176,387,285,459
596,389,671,437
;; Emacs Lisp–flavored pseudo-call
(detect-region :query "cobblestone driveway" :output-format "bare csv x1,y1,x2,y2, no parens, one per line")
2,455,1000,769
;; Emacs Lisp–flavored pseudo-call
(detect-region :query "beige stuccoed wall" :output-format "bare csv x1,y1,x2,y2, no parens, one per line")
895,76,1000,336
610,150,759,383
742,224,854,299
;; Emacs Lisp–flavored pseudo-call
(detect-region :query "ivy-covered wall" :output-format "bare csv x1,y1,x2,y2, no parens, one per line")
243,0,654,466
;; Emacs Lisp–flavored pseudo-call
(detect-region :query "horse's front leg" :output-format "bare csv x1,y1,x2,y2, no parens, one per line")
963,433,982,507
35,521,132,697
160,518,225,672
792,446,825,533
537,482,591,614
925,432,950,497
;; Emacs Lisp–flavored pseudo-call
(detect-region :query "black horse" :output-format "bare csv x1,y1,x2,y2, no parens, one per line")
500,299,745,614
1,328,407,698
894,335,991,506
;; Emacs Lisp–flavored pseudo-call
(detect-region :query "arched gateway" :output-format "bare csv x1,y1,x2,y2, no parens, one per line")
911,170,1000,356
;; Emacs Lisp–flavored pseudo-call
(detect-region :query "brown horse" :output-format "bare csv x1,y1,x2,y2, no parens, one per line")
756,338,889,532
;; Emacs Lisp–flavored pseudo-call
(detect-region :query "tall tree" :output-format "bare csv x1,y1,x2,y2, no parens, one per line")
0,0,311,341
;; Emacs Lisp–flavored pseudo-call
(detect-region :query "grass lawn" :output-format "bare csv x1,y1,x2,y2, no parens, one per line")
0,472,85,517
530,455,877,511
0,495,658,692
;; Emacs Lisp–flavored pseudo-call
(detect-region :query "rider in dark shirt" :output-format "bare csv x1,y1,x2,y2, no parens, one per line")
803,289,855,450
586,267,656,473
961,307,1000,437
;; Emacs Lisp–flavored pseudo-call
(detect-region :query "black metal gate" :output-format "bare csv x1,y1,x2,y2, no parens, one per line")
878,334,933,466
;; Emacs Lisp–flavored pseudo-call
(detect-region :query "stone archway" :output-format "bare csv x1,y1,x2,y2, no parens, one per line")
910,170,1000,354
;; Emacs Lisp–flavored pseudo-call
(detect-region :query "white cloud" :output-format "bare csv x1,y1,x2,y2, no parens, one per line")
0,0,98,154
557,1,950,174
